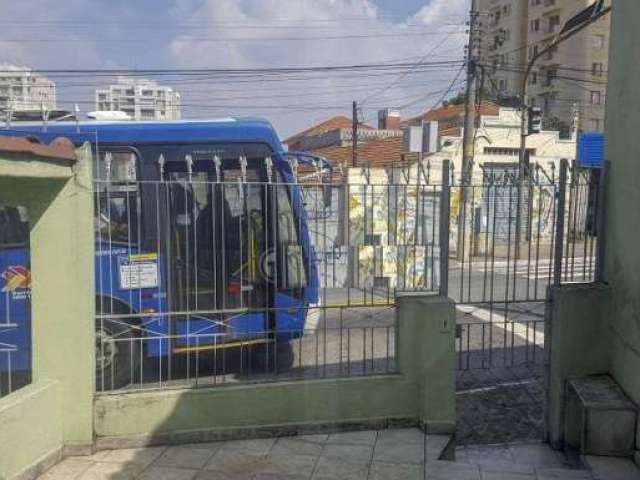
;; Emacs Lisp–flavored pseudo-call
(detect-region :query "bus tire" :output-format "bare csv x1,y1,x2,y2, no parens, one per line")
95,313,140,391
250,341,294,373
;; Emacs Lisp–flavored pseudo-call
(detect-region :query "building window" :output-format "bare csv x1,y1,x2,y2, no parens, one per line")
531,0,541,5
589,118,602,132
590,91,602,105
530,18,540,32
592,62,604,77
530,72,538,85
548,15,560,33
545,69,557,87
592,34,606,49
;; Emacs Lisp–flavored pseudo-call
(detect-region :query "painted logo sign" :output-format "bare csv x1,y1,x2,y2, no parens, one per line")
1,266,31,293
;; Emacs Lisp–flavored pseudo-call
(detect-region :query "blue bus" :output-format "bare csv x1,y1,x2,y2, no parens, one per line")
0,118,320,390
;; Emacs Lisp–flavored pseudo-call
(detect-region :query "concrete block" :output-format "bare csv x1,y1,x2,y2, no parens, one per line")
583,455,640,480
565,375,637,456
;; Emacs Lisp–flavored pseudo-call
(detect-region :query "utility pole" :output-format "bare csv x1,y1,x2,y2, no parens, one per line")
458,0,480,259
352,100,358,167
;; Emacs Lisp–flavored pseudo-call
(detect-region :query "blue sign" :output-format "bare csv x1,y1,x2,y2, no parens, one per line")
577,132,604,169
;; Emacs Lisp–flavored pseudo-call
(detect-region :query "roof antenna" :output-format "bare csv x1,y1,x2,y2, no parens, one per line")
74,104,80,133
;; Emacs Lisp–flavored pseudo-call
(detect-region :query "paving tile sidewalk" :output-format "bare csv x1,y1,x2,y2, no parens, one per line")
37,428,640,480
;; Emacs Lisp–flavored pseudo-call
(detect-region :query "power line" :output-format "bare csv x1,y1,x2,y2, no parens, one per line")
0,60,464,76
0,30,467,44
358,26,464,106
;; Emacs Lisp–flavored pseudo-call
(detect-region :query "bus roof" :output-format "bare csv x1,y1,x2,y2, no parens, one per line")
1,117,285,153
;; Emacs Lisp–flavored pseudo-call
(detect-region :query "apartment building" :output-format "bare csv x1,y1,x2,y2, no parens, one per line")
0,65,56,112
479,0,611,132
95,77,181,121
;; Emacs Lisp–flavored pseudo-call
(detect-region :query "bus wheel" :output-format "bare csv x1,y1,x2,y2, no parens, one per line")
250,341,294,373
95,317,140,391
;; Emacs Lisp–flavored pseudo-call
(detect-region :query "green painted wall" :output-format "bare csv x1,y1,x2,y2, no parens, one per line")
0,382,62,480
545,284,611,449
603,0,640,410
0,144,95,480
95,294,456,445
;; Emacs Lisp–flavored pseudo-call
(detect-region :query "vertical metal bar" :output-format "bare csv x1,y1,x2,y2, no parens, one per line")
439,160,451,297
594,161,608,282
554,160,568,286
466,190,475,303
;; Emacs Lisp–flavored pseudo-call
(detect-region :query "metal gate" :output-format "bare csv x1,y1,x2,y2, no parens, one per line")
450,159,604,444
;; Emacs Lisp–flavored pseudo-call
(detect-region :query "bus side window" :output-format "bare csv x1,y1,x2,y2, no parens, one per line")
94,151,140,245
0,206,29,247
276,178,307,290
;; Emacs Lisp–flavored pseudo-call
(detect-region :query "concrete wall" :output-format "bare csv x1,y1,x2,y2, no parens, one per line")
603,0,640,411
94,294,456,447
0,144,94,480
546,0,640,453
545,284,611,449
0,139,457,477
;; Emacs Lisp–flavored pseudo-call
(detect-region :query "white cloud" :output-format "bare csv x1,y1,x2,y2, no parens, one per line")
413,0,469,26
0,0,470,135
169,0,469,136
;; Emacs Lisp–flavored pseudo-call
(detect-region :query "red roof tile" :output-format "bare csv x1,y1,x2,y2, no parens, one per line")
308,136,418,171
0,136,77,163
402,101,500,127
284,115,373,149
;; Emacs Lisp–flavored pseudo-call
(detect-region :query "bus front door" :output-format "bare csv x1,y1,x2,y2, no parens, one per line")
164,159,271,353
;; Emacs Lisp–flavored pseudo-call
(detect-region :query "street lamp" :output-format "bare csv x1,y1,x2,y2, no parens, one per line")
515,0,611,258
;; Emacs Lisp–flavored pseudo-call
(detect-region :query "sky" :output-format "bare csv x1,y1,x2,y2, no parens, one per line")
0,0,470,137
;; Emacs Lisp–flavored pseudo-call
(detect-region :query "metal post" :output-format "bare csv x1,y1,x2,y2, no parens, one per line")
440,160,451,297
352,101,358,168
594,161,609,282
553,159,568,286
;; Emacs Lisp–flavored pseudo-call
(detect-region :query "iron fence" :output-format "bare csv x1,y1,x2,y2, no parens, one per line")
93,155,601,394
93,163,444,392
450,159,601,305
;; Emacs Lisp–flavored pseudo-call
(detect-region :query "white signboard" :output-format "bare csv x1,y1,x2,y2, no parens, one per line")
119,254,159,290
